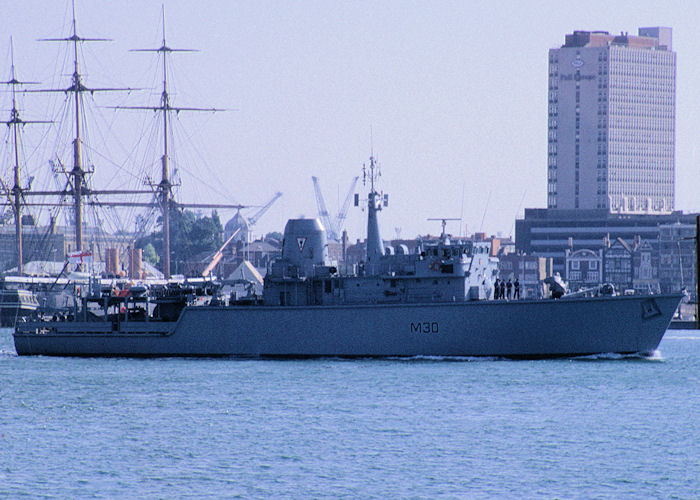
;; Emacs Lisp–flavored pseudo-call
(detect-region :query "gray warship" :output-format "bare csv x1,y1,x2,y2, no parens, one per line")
14,156,683,358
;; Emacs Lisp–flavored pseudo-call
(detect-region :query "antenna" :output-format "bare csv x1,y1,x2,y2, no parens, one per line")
479,190,491,233
427,218,460,239
459,182,465,237
509,190,527,239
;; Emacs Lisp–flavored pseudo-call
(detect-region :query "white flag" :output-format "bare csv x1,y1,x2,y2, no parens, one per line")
69,250,93,265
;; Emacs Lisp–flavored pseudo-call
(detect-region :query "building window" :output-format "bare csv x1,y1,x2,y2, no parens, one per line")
587,271,599,282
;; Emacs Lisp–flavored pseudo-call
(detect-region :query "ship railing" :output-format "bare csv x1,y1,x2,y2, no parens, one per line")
562,283,616,299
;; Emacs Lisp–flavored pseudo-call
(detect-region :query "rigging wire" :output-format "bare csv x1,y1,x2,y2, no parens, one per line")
3,6,245,273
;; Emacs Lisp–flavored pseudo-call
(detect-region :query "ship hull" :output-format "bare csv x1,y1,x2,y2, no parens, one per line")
14,294,682,358
1,289,39,327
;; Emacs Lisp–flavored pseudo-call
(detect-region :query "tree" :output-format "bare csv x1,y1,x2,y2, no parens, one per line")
265,231,283,245
142,243,159,266
136,207,223,274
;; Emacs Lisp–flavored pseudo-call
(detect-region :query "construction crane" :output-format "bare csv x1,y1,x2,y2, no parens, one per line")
205,192,283,277
311,176,335,240
202,227,241,277
311,175,359,242
222,190,282,262
334,175,359,241
249,191,283,226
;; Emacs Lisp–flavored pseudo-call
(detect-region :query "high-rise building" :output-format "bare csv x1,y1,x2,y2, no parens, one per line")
547,28,675,212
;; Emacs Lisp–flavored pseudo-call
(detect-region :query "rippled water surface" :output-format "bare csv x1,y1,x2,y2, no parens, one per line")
1,328,699,498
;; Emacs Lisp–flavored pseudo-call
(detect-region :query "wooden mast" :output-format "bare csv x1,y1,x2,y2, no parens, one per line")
1,39,49,274
34,0,115,267
125,8,222,278
7,4,243,279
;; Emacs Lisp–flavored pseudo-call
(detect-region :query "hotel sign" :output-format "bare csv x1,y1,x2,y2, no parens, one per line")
559,73,596,81
571,55,585,68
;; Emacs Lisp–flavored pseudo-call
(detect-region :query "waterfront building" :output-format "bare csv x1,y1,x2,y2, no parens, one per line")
658,221,697,297
548,28,675,212
0,222,136,275
516,209,695,294
632,239,660,294
497,253,554,299
515,208,695,277
565,248,603,291
602,238,635,291
601,237,660,294
240,240,282,269
518,27,693,295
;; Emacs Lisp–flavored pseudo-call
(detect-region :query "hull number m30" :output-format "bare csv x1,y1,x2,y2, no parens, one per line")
410,322,439,333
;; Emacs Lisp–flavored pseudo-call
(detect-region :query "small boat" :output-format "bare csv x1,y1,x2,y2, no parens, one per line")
0,285,39,327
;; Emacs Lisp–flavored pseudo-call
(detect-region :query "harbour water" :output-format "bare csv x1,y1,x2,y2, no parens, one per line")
1,328,698,499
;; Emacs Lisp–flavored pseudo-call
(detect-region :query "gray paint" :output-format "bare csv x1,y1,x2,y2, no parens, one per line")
15,294,681,357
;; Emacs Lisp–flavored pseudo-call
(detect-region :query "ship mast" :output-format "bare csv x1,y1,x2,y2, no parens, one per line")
70,12,85,257
35,0,117,262
363,153,385,270
1,39,49,274
126,9,222,278
5,5,243,278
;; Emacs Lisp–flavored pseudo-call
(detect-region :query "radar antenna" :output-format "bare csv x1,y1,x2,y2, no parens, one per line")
427,218,461,240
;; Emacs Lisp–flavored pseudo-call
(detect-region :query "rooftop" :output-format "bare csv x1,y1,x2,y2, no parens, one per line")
561,27,672,50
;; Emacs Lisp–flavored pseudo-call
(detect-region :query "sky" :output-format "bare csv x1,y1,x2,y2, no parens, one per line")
1,0,699,243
